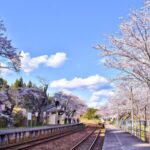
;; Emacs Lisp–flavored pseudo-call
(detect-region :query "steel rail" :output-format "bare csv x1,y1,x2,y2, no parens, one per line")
88,129,101,150
70,128,98,150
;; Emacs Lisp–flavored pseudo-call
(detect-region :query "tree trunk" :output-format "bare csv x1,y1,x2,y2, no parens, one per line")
37,112,41,126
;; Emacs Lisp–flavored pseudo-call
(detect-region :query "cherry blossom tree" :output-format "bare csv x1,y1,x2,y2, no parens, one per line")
95,1,150,87
54,92,87,123
96,1,150,125
0,86,50,126
0,20,21,72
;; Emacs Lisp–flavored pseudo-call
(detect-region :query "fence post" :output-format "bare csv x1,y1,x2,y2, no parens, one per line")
138,121,139,138
144,121,146,142
140,121,141,140
149,121,150,143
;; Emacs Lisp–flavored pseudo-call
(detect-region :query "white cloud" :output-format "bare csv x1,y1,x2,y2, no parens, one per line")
0,68,12,76
20,51,67,73
50,74,114,108
99,58,106,64
87,101,99,108
46,53,67,68
90,90,114,102
99,57,110,65
50,74,108,90
0,63,13,76
87,99,108,108
61,89,73,95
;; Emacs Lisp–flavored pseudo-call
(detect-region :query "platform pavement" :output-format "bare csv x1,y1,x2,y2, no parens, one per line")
102,125,150,150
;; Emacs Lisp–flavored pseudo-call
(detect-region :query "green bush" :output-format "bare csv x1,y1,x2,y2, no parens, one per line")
83,108,99,120
13,112,26,127
0,117,8,128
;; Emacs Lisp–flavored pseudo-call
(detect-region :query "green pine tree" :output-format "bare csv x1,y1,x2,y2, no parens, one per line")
0,78,9,88
27,81,32,88
84,108,98,120
13,77,24,88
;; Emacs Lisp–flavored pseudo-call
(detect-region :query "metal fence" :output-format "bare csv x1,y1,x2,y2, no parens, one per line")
118,120,150,143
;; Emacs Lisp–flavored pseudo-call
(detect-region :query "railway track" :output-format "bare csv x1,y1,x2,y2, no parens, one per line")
91,128,105,150
70,128,101,150
0,126,86,150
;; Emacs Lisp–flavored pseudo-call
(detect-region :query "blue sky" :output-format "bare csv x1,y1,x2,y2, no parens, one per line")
0,0,143,107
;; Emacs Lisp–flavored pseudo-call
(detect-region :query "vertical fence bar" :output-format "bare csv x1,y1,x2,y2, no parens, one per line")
144,121,146,142
149,121,150,143
119,120,150,143
140,121,141,140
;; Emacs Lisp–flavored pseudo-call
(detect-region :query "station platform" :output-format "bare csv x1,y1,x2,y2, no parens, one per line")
0,124,78,135
102,125,150,150
0,123,84,146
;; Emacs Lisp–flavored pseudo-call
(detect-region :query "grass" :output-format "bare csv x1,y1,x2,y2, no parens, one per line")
80,117,102,125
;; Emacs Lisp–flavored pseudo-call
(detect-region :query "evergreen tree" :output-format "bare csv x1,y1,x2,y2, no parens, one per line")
13,77,24,88
27,81,32,88
84,108,98,120
19,77,23,87
0,78,9,88
13,79,19,88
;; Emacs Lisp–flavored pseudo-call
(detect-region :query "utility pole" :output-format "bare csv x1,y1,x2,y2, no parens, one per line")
130,86,134,134
117,104,119,127
144,107,147,126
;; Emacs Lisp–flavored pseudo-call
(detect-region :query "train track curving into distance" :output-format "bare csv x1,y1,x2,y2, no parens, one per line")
70,128,101,150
